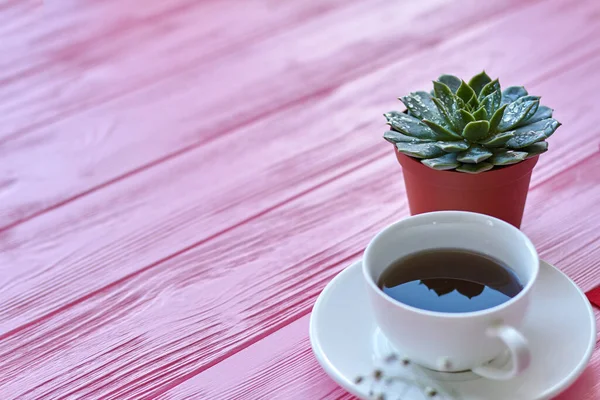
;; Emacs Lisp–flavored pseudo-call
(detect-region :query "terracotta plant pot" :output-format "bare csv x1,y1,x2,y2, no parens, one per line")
395,150,539,228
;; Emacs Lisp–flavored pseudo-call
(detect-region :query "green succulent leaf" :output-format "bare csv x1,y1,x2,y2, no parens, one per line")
395,142,445,159
478,131,514,147
540,119,561,139
468,71,492,96
478,79,500,100
456,162,494,174
435,140,470,152
433,81,455,105
431,97,456,131
523,141,549,158
518,118,561,138
523,97,541,121
490,149,528,166
472,106,488,121
433,81,465,127
384,111,438,140
480,90,501,119
423,120,462,140
497,96,540,131
505,118,561,149
433,82,465,123
437,75,462,93
383,130,433,144
519,105,553,126
459,109,476,124
421,153,460,170
400,92,444,124
505,131,546,149
467,94,479,111
501,86,528,106
457,145,493,163
456,80,477,104
462,120,490,141
488,104,507,133
455,110,472,134
457,109,477,132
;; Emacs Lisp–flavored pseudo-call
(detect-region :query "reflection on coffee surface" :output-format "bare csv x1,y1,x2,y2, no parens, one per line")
378,249,523,313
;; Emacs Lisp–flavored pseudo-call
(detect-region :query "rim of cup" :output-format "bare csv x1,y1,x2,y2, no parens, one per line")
362,211,539,319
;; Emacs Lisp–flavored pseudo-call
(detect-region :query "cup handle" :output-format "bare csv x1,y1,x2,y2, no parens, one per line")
471,324,531,381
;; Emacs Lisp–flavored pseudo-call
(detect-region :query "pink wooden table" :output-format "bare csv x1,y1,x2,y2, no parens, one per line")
1,0,599,398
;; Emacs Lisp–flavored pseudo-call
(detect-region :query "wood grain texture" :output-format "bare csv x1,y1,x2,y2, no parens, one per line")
0,0,541,228
1,150,598,399
0,0,362,138
161,312,600,400
1,0,599,332
158,315,352,400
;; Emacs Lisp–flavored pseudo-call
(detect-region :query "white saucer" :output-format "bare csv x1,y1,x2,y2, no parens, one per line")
310,260,596,400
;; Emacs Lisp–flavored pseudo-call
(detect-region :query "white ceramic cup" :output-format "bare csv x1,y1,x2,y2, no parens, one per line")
363,211,539,380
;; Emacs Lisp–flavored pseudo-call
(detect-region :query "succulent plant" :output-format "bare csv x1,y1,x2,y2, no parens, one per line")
383,71,561,173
